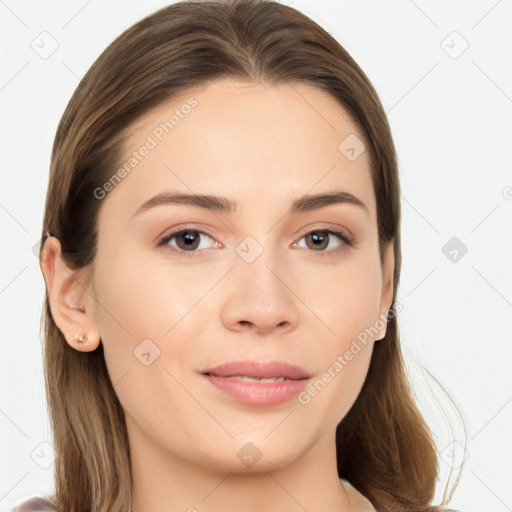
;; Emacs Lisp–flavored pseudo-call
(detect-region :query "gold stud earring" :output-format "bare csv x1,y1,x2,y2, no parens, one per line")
74,333,88,344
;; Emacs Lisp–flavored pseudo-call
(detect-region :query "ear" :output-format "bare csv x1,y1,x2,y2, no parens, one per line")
40,236,101,352
375,240,395,341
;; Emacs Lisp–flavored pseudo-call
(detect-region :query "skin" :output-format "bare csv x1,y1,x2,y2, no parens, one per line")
41,78,393,511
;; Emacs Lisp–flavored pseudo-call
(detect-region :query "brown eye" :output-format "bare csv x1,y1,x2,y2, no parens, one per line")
304,230,330,250
295,228,353,256
174,230,201,250
157,228,215,255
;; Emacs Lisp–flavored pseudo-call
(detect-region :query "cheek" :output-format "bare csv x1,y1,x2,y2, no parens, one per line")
294,256,381,420
91,256,203,435
93,251,191,338
92,252,215,382
301,254,382,349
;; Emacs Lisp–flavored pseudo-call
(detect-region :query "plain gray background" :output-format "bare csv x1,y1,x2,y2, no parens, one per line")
1,1,511,510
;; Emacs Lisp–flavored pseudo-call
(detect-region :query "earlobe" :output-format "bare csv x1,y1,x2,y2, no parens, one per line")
375,241,395,341
40,236,101,352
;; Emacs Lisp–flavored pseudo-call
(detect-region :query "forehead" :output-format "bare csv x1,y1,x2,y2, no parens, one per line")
104,79,376,220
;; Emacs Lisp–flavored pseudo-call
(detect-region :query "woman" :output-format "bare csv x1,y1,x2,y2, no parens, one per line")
14,0,462,510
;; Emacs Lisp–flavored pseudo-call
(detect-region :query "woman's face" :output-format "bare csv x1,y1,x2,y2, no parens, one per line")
70,79,393,473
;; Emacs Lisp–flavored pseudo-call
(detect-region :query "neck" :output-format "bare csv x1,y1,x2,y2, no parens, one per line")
128,421,356,512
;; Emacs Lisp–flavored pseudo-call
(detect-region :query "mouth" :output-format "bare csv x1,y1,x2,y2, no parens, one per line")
201,360,312,380
206,375,291,383
200,360,311,406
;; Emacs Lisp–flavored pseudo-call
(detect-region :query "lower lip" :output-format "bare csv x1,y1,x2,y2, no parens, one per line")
202,374,309,406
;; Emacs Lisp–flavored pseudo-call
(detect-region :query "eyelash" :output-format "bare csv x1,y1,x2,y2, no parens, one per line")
155,227,354,259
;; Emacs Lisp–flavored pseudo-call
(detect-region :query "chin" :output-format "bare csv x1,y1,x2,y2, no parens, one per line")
194,433,312,475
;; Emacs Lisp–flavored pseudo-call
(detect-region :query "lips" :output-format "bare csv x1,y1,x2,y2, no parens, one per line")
201,360,311,380
201,360,311,406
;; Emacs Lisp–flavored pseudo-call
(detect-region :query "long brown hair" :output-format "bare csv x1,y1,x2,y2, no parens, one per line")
39,1,460,510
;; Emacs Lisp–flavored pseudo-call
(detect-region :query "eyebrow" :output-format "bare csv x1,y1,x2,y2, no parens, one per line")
131,189,368,218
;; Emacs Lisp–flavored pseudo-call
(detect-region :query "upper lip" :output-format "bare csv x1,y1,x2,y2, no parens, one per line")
201,360,311,380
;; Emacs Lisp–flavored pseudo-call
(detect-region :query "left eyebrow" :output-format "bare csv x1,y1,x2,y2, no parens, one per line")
289,190,368,216
130,189,369,218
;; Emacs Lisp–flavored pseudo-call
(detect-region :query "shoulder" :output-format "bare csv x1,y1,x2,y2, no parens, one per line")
3,495,57,512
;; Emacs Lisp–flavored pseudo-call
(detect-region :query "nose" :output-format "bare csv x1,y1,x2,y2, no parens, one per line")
219,251,300,336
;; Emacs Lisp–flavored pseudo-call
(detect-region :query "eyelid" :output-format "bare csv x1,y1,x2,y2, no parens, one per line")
296,225,353,243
